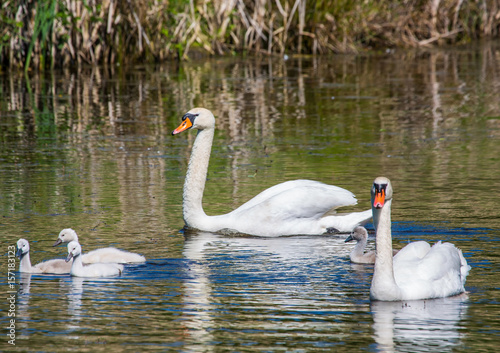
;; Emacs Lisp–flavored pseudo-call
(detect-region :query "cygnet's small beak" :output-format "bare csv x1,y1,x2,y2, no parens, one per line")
345,235,354,243
65,253,73,263
53,238,62,247
16,247,23,258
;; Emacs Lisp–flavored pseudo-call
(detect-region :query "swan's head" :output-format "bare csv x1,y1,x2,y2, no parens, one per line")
171,108,215,135
345,226,368,243
371,177,393,209
53,228,78,246
371,177,393,231
16,238,30,258
66,241,82,262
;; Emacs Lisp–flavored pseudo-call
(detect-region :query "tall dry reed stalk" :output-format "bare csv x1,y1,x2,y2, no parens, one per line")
0,0,499,70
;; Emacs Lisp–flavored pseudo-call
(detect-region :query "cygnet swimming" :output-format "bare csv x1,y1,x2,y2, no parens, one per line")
16,238,71,274
54,228,146,263
345,226,399,264
66,241,124,277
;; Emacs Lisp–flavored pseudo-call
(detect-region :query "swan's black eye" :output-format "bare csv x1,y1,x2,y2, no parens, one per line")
374,183,387,193
182,113,199,122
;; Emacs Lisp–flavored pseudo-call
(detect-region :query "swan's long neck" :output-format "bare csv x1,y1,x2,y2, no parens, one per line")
183,128,214,228
19,252,32,272
372,209,380,232
71,253,83,274
371,199,400,300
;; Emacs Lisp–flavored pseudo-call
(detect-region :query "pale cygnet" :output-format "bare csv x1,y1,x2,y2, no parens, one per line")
66,241,124,277
16,238,71,274
345,226,398,264
54,228,146,263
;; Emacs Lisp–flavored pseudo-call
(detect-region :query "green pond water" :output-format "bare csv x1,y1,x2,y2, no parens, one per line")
0,44,499,352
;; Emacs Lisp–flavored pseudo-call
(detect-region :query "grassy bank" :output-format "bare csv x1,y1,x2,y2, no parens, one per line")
1,0,499,70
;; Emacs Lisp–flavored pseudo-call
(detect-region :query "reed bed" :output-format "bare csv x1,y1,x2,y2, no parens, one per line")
1,0,499,70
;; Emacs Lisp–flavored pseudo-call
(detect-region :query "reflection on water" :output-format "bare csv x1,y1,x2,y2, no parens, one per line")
180,229,473,351
371,295,469,353
181,231,215,351
66,277,83,336
180,230,367,350
3,223,494,352
0,44,499,351
1,46,499,236
17,273,32,334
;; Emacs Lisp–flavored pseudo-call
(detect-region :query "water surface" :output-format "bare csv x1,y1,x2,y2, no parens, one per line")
1,45,499,351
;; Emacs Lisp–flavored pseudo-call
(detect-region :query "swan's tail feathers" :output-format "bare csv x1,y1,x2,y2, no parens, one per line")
458,248,471,285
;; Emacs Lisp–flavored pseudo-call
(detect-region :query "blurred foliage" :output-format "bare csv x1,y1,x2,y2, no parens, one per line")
0,0,499,70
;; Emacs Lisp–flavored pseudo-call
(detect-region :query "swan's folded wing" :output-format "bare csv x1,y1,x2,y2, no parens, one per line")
415,242,463,282
393,241,432,285
393,241,431,263
232,180,358,219
394,241,465,297
231,180,325,213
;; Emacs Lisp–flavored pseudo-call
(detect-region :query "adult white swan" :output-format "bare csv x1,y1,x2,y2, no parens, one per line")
369,177,470,301
344,226,399,264
53,228,146,264
16,239,71,274
171,108,372,237
66,241,123,277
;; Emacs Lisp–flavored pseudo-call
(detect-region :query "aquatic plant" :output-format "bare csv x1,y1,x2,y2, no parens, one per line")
0,0,499,70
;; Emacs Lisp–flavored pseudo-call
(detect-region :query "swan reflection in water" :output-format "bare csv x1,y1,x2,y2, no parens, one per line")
17,273,32,332
181,232,217,352
180,229,354,350
64,276,124,337
66,277,84,334
371,294,469,353
182,229,470,351
17,273,84,337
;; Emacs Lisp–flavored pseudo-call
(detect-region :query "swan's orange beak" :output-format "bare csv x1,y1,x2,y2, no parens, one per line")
373,189,385,209
172,118,193,135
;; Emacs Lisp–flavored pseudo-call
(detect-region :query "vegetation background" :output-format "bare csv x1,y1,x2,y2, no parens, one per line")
1,0,499,71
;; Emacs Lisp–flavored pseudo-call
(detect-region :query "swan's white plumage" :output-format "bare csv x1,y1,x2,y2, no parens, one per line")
172,108,372,237
16,239,71,274
392,241,467,300
66,241,123,277
54,228,146,264
391,241,431,262
82,248,145,264
345,226,398,264
369,177,470,301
